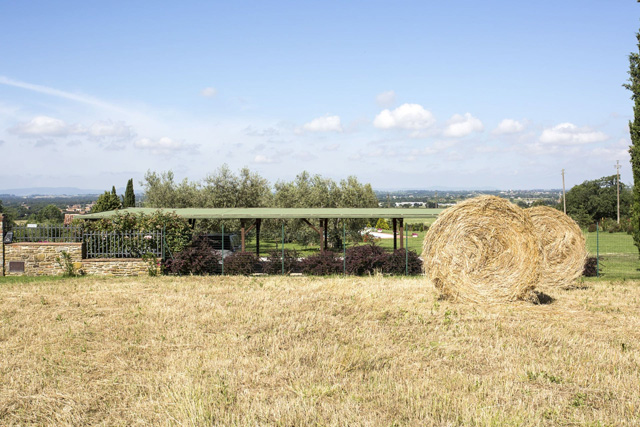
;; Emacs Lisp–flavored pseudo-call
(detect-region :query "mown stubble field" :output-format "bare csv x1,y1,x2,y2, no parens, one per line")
1,275,639,426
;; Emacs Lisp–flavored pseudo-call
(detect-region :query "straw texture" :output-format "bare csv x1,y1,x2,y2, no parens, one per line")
422,196,540,303
528,206,587,289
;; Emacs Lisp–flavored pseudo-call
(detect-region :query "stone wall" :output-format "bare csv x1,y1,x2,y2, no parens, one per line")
4,243,83,276
81,258,149,276
2,237,150,277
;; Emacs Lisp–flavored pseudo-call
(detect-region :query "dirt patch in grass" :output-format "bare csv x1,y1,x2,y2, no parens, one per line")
1,275,639,425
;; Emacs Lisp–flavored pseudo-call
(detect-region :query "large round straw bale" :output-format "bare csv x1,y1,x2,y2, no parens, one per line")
528,206,587,289
422,196,540,303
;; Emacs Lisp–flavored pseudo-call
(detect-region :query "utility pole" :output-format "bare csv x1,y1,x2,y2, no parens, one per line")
616,160,621,224
562,169,566,214
435,190,438,209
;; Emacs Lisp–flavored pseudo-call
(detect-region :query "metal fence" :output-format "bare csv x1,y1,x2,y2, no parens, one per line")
585,225,640,280
10,225,83,242
9,226,163,259
84,230,163,259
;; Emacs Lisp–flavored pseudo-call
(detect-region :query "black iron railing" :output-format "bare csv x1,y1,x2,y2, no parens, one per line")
10,226,163,259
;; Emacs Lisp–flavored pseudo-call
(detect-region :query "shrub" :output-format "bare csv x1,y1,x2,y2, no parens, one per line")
164,238,221,275
383,249,423,275
607,222,622,233
299,251,342,276
78,211,192,255
345,244,388,276
375,218,390,230
262,249,300,275
362,232,380,244
583,256,598,277
587,223,597,233
56,251,81,277
223,252,259,275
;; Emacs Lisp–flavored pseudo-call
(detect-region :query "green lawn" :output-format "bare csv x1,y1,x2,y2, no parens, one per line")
583,232,640,280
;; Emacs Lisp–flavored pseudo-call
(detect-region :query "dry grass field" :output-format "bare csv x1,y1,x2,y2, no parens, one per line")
1,275,639,426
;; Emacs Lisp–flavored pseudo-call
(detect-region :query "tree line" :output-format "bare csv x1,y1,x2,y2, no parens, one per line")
138,165,378,247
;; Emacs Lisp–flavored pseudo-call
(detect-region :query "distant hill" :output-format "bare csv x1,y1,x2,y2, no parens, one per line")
374,186,501,192
0,187,116,197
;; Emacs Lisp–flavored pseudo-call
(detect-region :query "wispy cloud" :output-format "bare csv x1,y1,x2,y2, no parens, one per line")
201,87,218,97
0,75,126,113
9,115,134,141
134,137,197,155
539,122,608,145
376,90,396,107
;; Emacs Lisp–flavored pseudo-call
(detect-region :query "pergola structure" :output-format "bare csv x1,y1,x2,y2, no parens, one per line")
81,208,443,254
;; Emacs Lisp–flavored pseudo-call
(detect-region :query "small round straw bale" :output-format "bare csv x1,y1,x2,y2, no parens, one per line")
422,195,540,303
528,206,587,289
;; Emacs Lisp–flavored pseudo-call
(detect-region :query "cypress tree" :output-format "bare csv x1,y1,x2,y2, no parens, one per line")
123,179,136,208
624,28,640,254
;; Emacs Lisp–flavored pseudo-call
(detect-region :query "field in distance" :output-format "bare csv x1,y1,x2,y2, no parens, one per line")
0,275,638,425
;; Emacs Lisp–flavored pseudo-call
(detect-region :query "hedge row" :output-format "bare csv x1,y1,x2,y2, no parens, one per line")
165,242,423,276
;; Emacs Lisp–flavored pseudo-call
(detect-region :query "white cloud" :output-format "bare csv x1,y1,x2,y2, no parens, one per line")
244,126,279,137
134,137,195,155
376,90,396,107
492,119,524,135
88,120,133,139
373,103,435,130
9,116,135,144
201,87,218,98
295,151,317,161
539,122,608,145
254,154,276,164
443,113,484,138
301,115,343,133
409,140,456,157
591,138,631,161
8,115,83,138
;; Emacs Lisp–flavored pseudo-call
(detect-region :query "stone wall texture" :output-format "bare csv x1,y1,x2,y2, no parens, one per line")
3,240,149,277
4,243,83,276
81,258,149,276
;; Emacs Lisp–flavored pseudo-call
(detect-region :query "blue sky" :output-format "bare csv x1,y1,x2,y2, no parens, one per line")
1,0,638,191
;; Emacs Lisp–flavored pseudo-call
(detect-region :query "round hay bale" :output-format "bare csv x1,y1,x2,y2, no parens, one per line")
528,206,587,289
422,195,540,303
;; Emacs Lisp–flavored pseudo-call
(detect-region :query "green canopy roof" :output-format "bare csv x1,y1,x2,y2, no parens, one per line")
81,207,443,220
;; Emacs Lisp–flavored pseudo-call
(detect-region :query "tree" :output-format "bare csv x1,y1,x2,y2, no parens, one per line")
375,218,390,230
123,179,136,208
565,175,631,228
36,204,64,223
141,170,201,208
201,165,272,208
273,172,379,246
625,28,640,253
92,187,122,213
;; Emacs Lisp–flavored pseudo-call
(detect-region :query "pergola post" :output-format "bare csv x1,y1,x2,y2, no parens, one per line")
323,218,328,251
255,219,261,257
393,218,398,250
240,220,246,252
